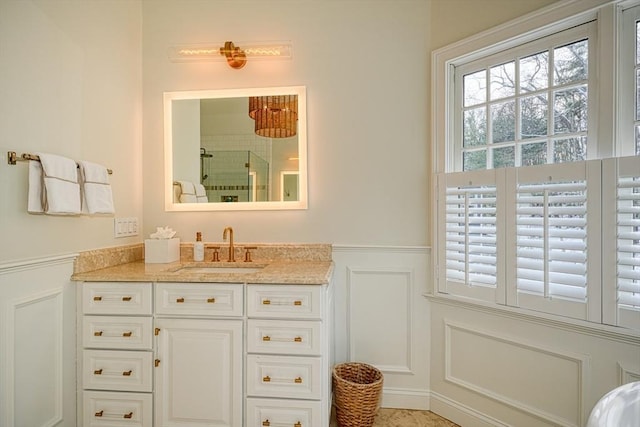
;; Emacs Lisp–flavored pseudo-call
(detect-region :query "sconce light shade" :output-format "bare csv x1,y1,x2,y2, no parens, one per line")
167,41,292,69
249,95,298,138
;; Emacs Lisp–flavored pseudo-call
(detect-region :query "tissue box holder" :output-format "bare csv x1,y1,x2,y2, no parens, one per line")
145,238,180,263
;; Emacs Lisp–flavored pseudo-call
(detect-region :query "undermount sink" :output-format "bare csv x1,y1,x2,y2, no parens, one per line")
177,265,265,274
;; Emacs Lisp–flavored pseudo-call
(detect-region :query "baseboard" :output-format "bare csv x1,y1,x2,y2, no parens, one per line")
381,387,430,410
429,391,511,427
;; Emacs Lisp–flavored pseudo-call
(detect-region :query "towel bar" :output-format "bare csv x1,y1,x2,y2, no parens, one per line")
7,151,113,175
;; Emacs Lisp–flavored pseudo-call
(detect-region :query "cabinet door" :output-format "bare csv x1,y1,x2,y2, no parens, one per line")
155,318,243,427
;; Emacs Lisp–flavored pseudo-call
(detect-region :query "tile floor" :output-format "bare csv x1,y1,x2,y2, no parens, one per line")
331,408,460,427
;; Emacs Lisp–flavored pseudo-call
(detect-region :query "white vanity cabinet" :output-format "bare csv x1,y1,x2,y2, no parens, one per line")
79,282,154,427
78,277,333,427
245,284,333,427
154,283,244,427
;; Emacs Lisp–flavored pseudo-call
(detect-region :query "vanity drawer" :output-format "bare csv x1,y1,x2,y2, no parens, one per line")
82,282,152,315
155,282,243,317
246,355,322,400
246,398,321,427
247,285,322,319
83,350,153,392
247,319,322,356
83,390,152,427
83,316,152,350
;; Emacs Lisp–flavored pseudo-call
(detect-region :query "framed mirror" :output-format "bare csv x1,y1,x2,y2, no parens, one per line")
164,86,307,211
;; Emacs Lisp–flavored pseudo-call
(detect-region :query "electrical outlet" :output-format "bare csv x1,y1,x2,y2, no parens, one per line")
114,217,138,238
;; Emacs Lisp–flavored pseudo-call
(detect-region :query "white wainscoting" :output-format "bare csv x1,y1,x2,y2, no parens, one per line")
332,245,430,410
0,255,77,427
429,297,640,427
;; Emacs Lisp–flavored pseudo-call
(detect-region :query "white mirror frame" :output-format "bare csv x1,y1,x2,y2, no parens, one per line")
164,86,308,211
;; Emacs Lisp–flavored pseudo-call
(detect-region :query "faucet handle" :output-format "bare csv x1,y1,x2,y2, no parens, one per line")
206,245,221,262
243,246,257,263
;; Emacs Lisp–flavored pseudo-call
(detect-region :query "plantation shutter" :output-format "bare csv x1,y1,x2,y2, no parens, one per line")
437,170,504,304
603,156,640,329
505,161,601,322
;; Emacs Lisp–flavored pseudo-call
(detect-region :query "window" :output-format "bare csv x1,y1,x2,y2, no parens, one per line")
433,1,640,329
619,4,640,156
455,24,594,171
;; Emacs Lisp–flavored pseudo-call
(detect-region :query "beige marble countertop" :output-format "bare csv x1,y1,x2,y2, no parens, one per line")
71,260,334,285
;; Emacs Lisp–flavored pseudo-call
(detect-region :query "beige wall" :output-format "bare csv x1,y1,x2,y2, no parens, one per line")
142,0,431,246
430,0,559,50
0,0,558,262
0,0,143,263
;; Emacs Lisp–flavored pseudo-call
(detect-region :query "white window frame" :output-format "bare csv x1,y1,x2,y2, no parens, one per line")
432,0,617,175
453,23,596,171
618,3,640,156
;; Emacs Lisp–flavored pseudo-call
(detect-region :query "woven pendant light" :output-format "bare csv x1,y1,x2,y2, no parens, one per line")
248,95,298,138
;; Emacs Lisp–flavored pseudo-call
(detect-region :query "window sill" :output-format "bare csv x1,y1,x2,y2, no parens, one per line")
424,292,640,345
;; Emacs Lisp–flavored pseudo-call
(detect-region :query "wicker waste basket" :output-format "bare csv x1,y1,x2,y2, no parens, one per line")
332,363,383,427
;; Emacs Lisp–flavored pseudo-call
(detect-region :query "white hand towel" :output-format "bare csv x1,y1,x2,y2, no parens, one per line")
195,183,208,202
36,153,81,215
177,181,197,203
78,160,114,214
27,160,44,214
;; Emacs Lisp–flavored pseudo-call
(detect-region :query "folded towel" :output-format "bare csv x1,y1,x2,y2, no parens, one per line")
177,181,195,194
36,153,81,215
78,160,114,214
195,183,208,202
177,180,197,203
27,160,44,214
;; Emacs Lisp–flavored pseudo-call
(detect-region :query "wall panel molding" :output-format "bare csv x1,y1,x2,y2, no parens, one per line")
617,362,640,385
427,294,640,346
8,288,64,427
0,254,77,275
332,245,430,410
0,255,76,427
346,267,414,374
444,320,588,427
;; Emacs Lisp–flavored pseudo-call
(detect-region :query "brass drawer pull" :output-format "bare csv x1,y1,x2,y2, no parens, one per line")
176,297,185,303
93,369,103,375
261,299,303,306
155,359,161,367
122,370,132,376
207,297,216,303
122,296,132,302
261,421,300,427
262,335,303,343
93,331,132,338
262,375,302,384
93,296,102,301
94,410,133,419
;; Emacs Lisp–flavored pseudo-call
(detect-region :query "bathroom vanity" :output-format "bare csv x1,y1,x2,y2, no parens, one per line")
72,245,334,427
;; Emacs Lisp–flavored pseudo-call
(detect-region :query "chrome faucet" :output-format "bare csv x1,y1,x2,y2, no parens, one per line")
222,226,235,262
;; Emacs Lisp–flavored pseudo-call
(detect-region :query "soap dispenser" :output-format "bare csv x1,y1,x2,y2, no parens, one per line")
193,232,204,262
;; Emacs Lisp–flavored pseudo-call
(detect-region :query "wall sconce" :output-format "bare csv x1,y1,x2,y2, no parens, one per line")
249,95,298,138
167,41,292,69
